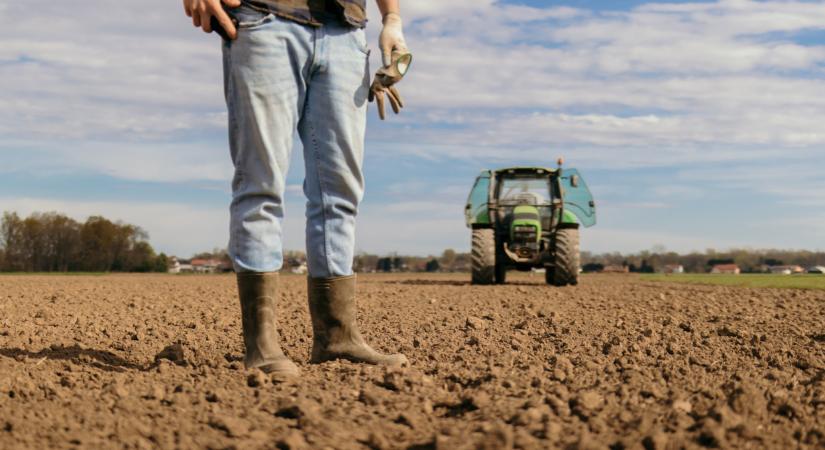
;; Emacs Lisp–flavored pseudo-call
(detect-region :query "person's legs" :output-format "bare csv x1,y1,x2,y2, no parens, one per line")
223,6,313,375
299,23,370,279
299,23,407,367
225,6,313,273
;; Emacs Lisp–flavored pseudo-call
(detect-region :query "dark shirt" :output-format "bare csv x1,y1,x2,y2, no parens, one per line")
246,0,367,28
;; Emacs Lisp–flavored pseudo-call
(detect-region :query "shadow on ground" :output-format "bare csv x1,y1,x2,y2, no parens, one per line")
377,279,472,286
0,345,154,373
377,278,548,287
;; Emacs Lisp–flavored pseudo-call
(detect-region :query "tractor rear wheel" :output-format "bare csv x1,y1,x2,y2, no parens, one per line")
471,229,496,285
548,228,580,286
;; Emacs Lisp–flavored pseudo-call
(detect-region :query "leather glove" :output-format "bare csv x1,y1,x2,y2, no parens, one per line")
369,13,412,120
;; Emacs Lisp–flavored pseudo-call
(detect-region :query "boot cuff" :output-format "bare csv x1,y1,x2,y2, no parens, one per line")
308,274,356,289
237,271,279,280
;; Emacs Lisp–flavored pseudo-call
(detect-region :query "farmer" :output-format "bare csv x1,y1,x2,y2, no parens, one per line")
182,0,409,376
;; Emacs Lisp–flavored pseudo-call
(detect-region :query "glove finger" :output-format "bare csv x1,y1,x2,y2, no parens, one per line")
389,86,404,109
382,49,392,69
368,87,375,103
386,89,401,114
376,93,386,120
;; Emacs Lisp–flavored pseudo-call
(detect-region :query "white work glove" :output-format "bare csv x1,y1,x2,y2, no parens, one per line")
378,13,408,68
370,13,412,120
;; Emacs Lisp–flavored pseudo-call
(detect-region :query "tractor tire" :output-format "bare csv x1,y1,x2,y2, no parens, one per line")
471,229,496,285
549,228,580,286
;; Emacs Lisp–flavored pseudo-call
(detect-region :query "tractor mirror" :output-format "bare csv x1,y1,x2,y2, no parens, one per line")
570,175,579,188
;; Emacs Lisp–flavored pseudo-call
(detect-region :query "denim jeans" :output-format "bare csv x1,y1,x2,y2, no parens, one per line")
223,5,369,278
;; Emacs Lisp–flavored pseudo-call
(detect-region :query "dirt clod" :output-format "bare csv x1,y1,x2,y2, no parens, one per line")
276,430,308,449
672,399,692,413
466,316,486,330
208,415,249,437
573,391,605,417
154,343,187,366
205,390,221,403
247,370,267,388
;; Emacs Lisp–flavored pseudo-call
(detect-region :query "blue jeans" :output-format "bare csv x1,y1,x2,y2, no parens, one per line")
223,5,370,278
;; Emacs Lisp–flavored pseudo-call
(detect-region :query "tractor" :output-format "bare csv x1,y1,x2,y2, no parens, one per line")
464,159,596,286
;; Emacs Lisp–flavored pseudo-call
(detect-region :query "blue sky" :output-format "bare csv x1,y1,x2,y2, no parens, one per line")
1,0,824,257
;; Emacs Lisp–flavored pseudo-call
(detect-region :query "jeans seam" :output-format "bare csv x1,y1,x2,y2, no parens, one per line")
225,46,240,269
306,101,332,278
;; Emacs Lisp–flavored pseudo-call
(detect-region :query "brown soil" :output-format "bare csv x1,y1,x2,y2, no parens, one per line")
0,273,823,449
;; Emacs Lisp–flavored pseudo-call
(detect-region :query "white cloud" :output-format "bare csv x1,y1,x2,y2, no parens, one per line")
377,0,825,164
4,0,824,166
0,1,224,142
0,140,231,183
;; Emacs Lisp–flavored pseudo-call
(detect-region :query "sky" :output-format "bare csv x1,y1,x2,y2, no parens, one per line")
1,0,824,258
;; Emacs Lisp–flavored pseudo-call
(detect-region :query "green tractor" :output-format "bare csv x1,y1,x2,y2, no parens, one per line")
464,160,596,286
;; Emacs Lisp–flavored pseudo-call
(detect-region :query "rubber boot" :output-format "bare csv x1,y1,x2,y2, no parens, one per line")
308,275,408,367
237,272,300,377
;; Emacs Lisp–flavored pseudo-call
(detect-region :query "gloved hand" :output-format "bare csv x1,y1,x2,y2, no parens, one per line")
370,13,412,120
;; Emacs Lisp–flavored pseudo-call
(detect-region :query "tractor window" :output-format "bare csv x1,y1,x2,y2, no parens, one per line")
561,168,597,227
498,178,552,205
465,175,491,226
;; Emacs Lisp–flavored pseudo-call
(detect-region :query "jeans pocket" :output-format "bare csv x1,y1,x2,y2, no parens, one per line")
232,4,274,29
352,29,370,55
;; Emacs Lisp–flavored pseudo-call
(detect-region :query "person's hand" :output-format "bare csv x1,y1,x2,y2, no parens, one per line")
370,13,411,120
183,0,242,39
378,13,408,68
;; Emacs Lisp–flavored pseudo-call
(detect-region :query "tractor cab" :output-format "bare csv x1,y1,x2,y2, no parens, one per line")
494,169,558,263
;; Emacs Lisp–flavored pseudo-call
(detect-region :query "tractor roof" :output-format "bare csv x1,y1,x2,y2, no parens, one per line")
492,167,560,175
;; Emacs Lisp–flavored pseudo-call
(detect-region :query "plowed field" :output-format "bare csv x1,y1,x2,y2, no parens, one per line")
1,273,823,449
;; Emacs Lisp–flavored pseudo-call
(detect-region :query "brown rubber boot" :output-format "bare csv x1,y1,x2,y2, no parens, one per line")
237,272,300,377
307,275,408,367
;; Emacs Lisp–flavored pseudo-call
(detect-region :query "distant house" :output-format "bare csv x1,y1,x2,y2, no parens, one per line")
769,265,805,275
602,265,630,274
808,266,825,274
290,262,308,275
711,264,740,275
190,259,224,274
167,257,182,274
662,264,684,274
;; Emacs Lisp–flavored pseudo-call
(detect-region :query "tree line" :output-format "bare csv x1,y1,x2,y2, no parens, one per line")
0,211,168,273
581,247,825,274
347,248,825,274
353,249,471,273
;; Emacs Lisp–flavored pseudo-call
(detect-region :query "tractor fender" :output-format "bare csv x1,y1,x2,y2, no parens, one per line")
559,210,580,229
